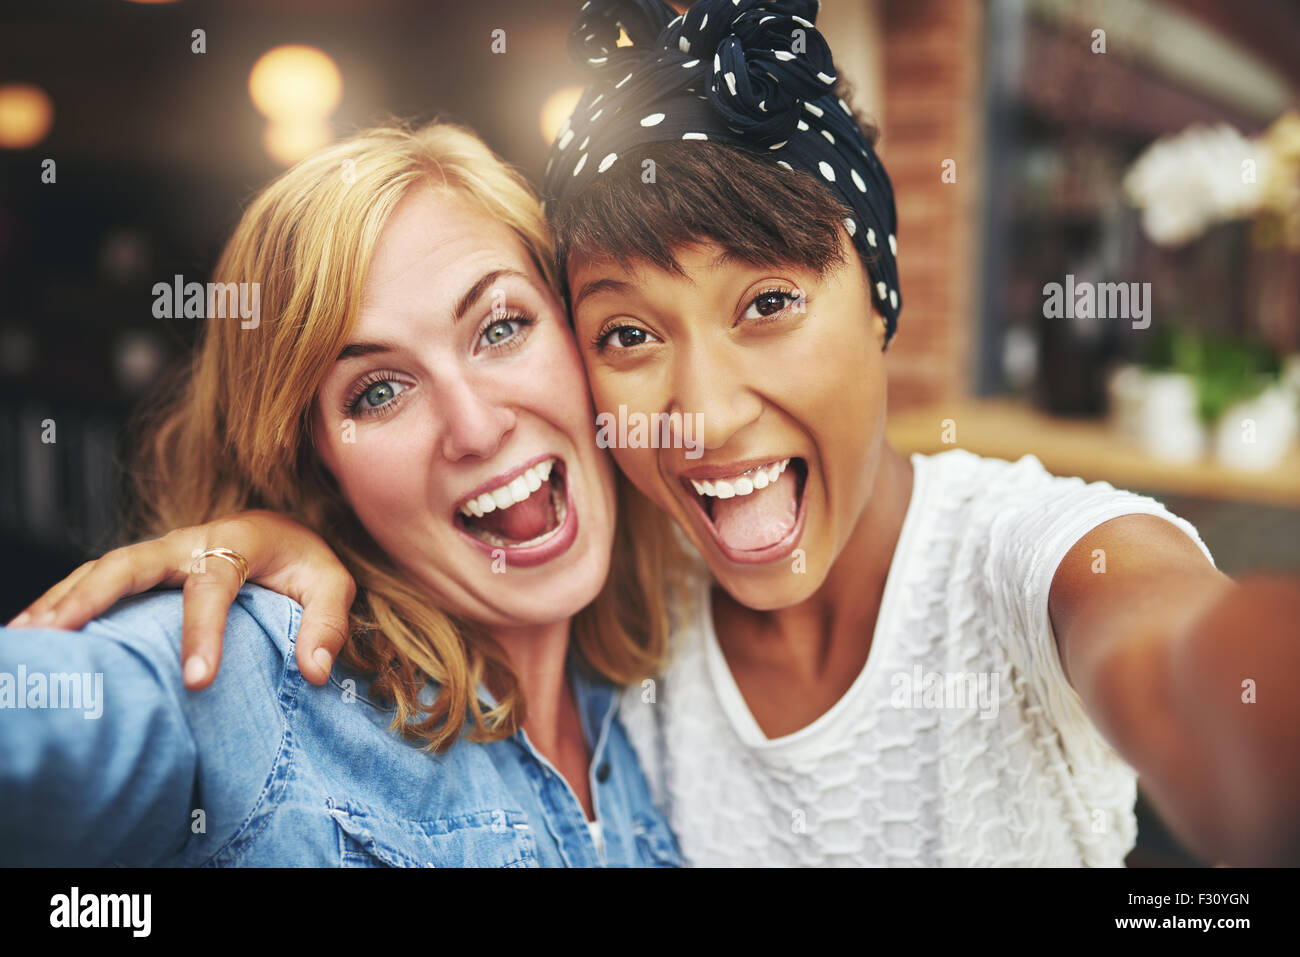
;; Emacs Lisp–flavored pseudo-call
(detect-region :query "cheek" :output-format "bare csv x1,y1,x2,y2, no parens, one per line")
584,368,668,500
608,443,663,500
314,413,436,534
817,335,886,520
580,339,649,412
532,323,597,425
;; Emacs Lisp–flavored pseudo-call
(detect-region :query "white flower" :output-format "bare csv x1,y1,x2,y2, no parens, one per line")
1122,123,1270,246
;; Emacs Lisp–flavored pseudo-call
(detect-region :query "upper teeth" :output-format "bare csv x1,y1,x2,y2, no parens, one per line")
460,458,555,517
690,458,789,498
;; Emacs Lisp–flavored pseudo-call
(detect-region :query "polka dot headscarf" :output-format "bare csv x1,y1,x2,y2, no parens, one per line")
543,0,903,343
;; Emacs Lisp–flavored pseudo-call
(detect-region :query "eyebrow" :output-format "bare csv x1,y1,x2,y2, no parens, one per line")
454,267,527,322
335,267,528,361
574,250,748,317
571,277,635,315
336,341,394,361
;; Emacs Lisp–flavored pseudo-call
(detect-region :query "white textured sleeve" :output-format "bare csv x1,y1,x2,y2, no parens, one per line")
618,681,669,813
985,455,1216,778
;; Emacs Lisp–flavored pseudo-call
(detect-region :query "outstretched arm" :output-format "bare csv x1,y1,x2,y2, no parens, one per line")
7,510,355,689
0,617,196,865
1051,513,1300,866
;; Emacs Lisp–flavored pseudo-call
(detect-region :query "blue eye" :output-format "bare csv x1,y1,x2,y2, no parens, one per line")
480,315,534,350
344,375,410,417
483,320,515,344
362,381,400,407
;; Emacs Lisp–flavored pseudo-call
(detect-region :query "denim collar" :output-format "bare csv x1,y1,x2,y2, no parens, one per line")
474,650,616,749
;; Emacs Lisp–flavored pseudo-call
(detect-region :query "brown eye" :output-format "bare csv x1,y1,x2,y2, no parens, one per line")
615,327,649,347
753,291,790,316
742,288,805,321
595,323,660,353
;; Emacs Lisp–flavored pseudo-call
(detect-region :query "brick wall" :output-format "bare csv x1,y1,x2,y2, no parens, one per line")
879,0,984,411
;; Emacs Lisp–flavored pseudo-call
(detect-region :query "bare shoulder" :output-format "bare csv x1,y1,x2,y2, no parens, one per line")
1049,512,1230,688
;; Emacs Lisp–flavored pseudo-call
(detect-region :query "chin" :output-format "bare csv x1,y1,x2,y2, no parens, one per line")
710,559,824,612
540,545,612,617
473,538,612,629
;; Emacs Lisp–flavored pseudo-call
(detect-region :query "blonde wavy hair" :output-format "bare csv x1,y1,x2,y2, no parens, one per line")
131,119,686,751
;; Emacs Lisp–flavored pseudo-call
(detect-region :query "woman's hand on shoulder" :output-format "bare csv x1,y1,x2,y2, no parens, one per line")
6,510,355,690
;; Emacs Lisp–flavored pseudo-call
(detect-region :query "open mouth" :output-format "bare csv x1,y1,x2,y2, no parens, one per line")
455,456,570,550
681,457,809,563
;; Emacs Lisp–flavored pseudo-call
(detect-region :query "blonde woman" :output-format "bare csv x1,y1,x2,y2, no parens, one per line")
16,0,1300,868
0,120,683,867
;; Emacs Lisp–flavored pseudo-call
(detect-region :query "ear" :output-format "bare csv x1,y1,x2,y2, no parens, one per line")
870,306,888,350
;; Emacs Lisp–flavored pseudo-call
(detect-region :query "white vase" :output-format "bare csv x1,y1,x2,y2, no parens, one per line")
1106,364,1146,444
1214,385,1297,471
1136,371,1207,463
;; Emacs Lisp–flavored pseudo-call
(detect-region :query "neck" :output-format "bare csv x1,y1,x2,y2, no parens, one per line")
721,441,914,667
486,617,575,754
815,441,913,636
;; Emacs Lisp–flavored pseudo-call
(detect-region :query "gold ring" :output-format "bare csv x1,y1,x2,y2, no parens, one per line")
191,547,249,588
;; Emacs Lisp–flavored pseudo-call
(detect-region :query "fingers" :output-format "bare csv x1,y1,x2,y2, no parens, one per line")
179,551,245,690
7,560,97,628
294,568,357,685
8,538,187,631
6,511,361,693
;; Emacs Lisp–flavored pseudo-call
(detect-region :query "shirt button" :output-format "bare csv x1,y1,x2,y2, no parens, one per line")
596,763,611,783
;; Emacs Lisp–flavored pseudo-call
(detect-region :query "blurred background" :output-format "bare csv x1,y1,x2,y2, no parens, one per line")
1,0,1298,865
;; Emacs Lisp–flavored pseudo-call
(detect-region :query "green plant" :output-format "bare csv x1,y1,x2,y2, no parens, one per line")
1143,327,1281,424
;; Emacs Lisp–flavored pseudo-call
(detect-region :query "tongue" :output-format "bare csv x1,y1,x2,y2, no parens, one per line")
711,467,798,551
472,487,554,544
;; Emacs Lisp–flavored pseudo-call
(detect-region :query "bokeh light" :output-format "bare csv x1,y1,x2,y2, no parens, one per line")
248,45,342,164
249,45,342,120
539,85,584,145
0,84,53,149
263,117,334,166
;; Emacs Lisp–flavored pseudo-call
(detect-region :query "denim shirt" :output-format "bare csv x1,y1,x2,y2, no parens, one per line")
0,584,682,867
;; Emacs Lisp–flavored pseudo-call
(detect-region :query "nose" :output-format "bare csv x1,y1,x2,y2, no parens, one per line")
669,338,762,452
434,370,515,462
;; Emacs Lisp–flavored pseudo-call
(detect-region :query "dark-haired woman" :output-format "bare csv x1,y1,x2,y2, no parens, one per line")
16,0,1300,867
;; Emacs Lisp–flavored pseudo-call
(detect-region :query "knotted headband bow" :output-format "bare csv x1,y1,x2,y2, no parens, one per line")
542,0,903,343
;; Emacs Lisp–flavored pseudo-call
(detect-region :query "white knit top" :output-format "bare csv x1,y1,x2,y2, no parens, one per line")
619,450,1216,867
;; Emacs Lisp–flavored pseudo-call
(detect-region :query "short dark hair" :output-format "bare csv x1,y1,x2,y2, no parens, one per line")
552,85,884,304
